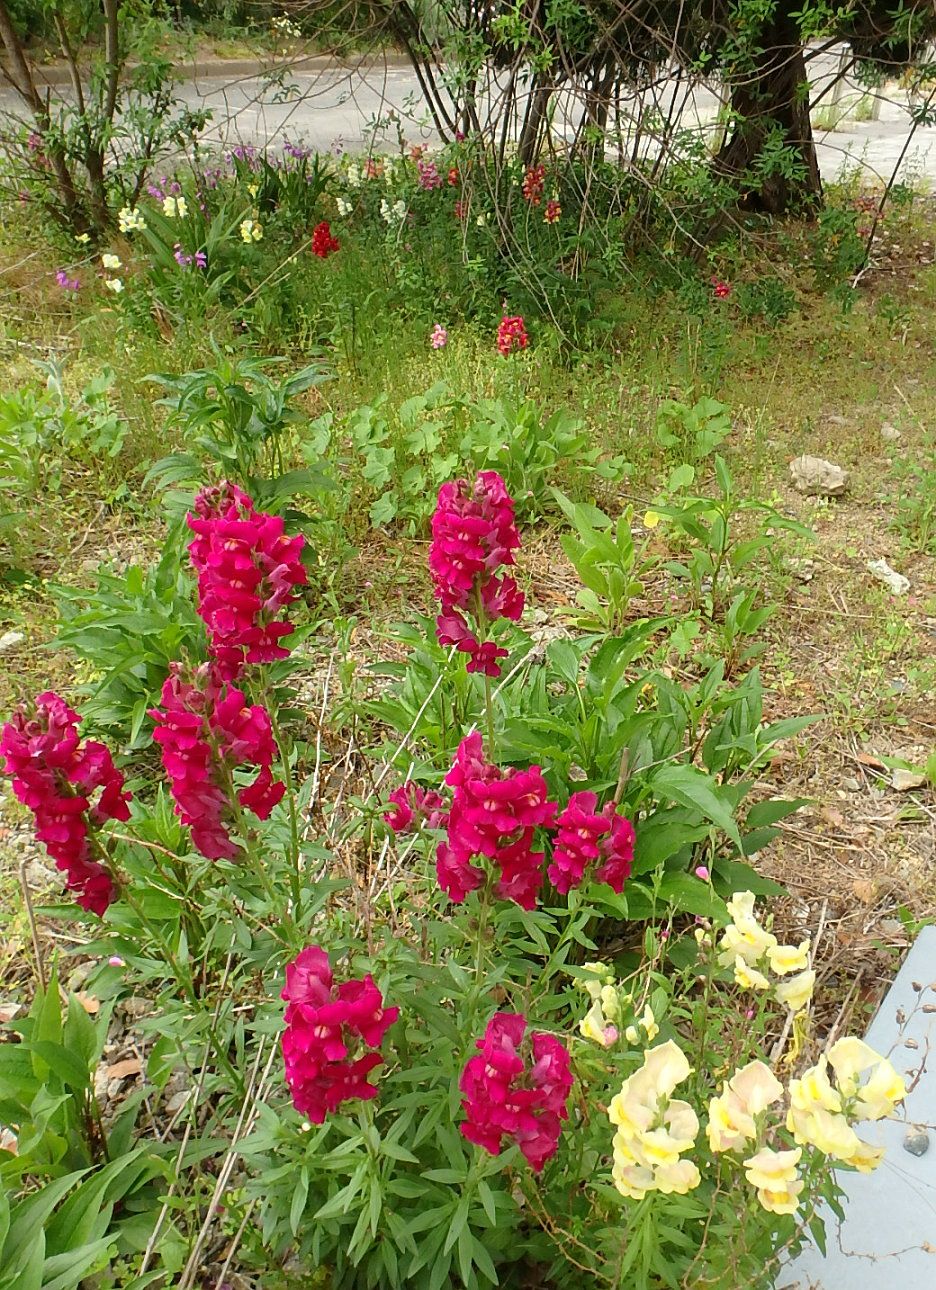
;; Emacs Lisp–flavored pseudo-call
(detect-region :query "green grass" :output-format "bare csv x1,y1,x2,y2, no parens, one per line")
0,190,934,912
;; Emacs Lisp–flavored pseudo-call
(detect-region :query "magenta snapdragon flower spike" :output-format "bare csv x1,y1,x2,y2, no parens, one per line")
1,692,130,915
417,159,442,191
547,790,635,895
428,471,524,677
460,1013,572,1172
281,945,399,1123
187,482,307,679
436,732,556,909
383,780,448,834
149,662,286,861
496,315,528,356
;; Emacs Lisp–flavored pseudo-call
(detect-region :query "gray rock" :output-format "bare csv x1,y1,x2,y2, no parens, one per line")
0,631,24,653
881,423,902,443
892,769,927,792
789,455,850,497
904,1126,929,1156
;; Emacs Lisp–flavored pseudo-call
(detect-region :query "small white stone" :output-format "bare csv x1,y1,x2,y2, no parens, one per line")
0,631,24,652
867,558,910,595
892,768,927,792
789,455,850,497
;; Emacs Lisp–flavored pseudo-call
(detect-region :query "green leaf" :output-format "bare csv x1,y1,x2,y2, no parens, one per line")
650,765,740,845
712,858,787,899
655,873,727,920
41,1235,116,1290
289,1166,309,1235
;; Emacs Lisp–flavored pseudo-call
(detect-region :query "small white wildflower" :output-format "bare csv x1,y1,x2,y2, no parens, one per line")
104,277,123,294
101,252,122,270
336,196,352,217
240,218,263,243
346,163,362,189
476,212,488,227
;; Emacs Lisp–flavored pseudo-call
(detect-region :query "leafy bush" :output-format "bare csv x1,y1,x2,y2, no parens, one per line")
51,533,204,747
0,362,127,495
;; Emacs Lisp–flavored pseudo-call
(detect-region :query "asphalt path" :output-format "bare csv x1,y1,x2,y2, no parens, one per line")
2,53,933,188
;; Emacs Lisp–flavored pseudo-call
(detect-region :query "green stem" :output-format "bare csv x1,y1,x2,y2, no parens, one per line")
483,673,496,757
267,692,303,919
229,790,299,948
120,884,244,1093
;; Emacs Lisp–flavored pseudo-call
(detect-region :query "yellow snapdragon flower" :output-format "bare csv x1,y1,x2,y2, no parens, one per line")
734,957,770,992
774,969,815,1013
625,1004,659,1045
744,1146,804,1215
768,940,811,975
580,1000,617,1048
608,1041,700,1201
827,1037,906,1118
707,1060,783,1153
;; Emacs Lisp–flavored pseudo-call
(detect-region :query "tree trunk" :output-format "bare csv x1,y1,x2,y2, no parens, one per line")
715,9,822,214
0,0,84,227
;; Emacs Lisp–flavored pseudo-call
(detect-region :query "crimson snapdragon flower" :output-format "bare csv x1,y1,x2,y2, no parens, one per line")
311,220,340,257
428,471,524,677
281,945,399,1123
460,1013,572,1171
711,276,731,299
436,732,556,909
149,663,285,861
547,790,634,895
187,482,307,679
383,780,448,834
496,315,528,357
522,164,545,205
1,692,130,915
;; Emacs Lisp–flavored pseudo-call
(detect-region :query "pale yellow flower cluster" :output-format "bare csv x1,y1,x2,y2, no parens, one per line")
705,1060,803,1212
608,1033,903,1214
163,195,187,218
118,205,146,233
576,964,659,1051
718,892,814,1013
608,1041,701,1200
577,962,622,1049
240,219,263,243
787,1037,904,1171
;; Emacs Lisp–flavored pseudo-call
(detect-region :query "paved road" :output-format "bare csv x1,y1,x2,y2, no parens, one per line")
3,54,933,186
177,54,935,187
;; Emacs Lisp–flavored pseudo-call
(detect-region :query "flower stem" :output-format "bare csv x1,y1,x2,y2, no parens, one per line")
120,883,244,1093
267,691,302,918
483,673,496,757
